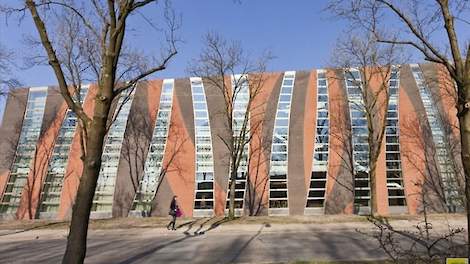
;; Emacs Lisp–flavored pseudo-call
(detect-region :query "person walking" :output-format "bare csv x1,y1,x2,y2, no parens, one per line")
167,195,179,230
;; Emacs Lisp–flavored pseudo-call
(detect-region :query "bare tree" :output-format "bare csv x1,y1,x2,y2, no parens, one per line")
327,98,356,210
401,113,465,213
0,43,20,96
331,33,402,215
361,182,465,263
0,43,20,126
189,32,271,219
3,1,179,262
22,143,53,219
245,132,270,216
120,110,153,195
327,0,470,255
426,71,466,210
130,119,188,217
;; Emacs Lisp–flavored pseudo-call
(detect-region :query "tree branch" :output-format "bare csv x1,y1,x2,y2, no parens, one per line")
25,0,91,125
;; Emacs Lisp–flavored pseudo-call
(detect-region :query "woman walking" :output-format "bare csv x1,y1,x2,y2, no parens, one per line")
167,196,179,230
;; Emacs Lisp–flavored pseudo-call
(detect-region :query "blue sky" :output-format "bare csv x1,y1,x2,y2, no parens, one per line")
2,0,467,123
1,1,344,84
0,0,347,122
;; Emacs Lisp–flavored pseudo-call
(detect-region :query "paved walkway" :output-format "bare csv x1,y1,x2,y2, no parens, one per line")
0,218,466,263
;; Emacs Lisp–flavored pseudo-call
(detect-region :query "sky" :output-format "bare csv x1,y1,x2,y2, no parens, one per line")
0,0,466,123
0,0,348,123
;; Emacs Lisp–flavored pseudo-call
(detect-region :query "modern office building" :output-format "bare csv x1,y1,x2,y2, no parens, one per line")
0,63,464,220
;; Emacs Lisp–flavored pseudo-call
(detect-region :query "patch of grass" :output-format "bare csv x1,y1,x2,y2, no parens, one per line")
0,213,465,231
289,260,393,264
288,259,444,264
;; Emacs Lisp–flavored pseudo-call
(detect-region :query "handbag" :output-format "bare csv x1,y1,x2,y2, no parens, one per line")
175,208,182,217
169,209,176,216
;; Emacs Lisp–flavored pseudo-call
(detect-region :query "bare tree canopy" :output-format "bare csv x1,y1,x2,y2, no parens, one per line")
330,32,405,215
1,1,180,263
327,0,470,258
0,43,21,95
327,0,469,89
190,32,272,219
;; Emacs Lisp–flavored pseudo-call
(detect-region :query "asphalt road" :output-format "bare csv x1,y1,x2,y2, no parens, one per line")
0,219,465,263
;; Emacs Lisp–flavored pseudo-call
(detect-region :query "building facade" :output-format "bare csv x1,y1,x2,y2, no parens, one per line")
0,63,464,220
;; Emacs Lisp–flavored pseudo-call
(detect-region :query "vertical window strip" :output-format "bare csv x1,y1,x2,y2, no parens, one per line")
344,69,371,209
226,74,250,214
191,77,215,216
132,79,174,213
306,70,329,211
410,64,460,210
39,86,90,213
0,87,48,214
268,71,295,212
385,68,407,208
92,89,136,212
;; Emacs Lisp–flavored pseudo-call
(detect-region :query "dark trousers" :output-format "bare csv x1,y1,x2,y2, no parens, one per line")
167,214,176,229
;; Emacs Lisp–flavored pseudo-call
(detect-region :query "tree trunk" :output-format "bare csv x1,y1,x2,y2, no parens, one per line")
228,169,237,219
369,159,378,215
458,83,470,259
61,101,110,264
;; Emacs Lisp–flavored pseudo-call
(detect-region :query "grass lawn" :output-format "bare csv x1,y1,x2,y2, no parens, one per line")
0,213,466,231
290,261,393,264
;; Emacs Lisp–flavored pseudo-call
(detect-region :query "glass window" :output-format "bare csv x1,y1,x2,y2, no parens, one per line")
318,95,328,102
316,135,329,144
275,118,289,127
272,144,287,152
270,191,288,198
276,110,289,118
317,111,328,118
352,119,367,127
195,111,208,118
272,153,287,161
318,88,328,95
279,94,291,102
196,119,209,127
278,103,290,110
275,127,288,135
281,86,292,94
314,153,328,161
270,172,287,180
194,103,207,110
192,86,204,94
309,178,326,189
283,79,293,86
351,111,365,118
386,144,400,151
2,88,49,214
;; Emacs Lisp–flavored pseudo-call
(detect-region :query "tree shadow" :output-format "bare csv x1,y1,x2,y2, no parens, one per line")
116,216,237,264
0,221,67,237
226,225,264,263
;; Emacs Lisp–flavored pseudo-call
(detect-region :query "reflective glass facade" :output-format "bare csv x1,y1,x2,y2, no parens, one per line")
39,86,89,213
268,71,295,213
411,64,460,210
305,70,329,213
225,74,250,213
0,87,48,213
132,79,174,212
0,65,461,219
191,77,215,216
92,89,136,212
385,68,407,208
344,69,370,208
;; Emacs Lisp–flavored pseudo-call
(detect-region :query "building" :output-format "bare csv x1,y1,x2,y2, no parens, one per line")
0,63,464,220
